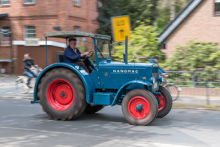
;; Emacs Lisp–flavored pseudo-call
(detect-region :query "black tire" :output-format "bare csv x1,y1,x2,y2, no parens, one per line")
84,105,104,114
38,68,87,120
164,84,179,101
122,89,158,126
155,86,172,118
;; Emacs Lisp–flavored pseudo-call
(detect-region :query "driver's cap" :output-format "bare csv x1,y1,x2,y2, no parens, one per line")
68,38,77,42
153,55,159,60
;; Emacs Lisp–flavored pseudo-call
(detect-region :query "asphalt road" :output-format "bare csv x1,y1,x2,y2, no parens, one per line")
0,98,219,147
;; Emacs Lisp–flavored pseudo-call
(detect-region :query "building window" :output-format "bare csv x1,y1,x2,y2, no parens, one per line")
0,26,10,46
74,26,80,46
24,26,35,38
74,26,80,32
24,0,35,4
73,0,80,6
0,0,10,5
215,0,220,15
160,43,166,49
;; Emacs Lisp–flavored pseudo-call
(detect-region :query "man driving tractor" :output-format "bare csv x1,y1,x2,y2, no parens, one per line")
63,38,91,73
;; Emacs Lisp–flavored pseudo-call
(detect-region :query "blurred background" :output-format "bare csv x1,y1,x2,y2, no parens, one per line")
0,0,219,97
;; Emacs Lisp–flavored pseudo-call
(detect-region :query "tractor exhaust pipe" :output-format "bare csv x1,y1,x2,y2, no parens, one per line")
125,36,128,64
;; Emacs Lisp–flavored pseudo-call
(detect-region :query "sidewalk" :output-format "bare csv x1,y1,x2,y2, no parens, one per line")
173,95,220,110
0,75,33,100
0,75,220,109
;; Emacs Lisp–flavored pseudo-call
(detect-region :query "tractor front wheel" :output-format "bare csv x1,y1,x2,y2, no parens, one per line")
122,89,158,126
38,68,86,120
154,86,172,118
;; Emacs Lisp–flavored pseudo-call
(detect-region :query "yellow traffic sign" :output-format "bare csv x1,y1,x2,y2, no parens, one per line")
111,15,131,42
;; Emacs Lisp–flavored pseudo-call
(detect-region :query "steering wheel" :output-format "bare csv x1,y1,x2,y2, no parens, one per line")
83,51,95,71
88,51,94,58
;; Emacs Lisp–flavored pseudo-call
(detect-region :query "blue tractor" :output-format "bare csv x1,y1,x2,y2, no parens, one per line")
32,31,172,126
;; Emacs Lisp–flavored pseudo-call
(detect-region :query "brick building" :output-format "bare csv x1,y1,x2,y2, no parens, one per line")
0,0,100,74
158,0,220,57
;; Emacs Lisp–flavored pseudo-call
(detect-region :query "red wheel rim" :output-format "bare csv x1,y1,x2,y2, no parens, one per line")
155,94,165,112
46,79,74,111
128,96,151,119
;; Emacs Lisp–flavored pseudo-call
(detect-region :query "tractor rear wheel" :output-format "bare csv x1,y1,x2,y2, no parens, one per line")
84,105,104,114
154,86,172,118
38,68,86,120
122,89,158,126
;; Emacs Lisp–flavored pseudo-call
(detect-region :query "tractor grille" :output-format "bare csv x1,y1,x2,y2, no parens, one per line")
152,64,159,91
152,65,158,73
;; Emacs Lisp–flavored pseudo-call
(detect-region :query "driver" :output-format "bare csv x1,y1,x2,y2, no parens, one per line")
63,38,91,73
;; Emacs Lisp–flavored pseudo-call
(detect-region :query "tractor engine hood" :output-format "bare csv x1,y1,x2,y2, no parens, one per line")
99,61,159,74
98,61,159,87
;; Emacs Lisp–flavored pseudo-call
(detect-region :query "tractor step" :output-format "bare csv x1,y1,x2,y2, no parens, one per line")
31,100,39,104
93,93,115,105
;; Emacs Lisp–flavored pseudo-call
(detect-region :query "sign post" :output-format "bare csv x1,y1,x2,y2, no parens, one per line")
111,15,131,42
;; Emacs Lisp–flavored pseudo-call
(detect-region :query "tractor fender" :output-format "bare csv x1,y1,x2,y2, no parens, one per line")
34,63,95,104
111,80,152,106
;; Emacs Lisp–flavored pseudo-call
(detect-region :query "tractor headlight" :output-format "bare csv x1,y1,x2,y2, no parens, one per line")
149,76,157,83
153,76,156,83
153,82,158,89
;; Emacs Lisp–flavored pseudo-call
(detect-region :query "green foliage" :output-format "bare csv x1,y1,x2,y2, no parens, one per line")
112,21,161,62
154,6,170,33
155,0,190,33
164,40,220,71
163,40,220,87
97,0,191,35
209,52,220,69
97,0,159,36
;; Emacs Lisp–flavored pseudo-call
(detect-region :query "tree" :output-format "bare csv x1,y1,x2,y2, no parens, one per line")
155,0,190,33
170,0,176,21
97,0,159,36
112,21,161,63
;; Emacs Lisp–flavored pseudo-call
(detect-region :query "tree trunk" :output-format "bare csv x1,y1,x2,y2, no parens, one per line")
160,0,169,7
170,0,176,21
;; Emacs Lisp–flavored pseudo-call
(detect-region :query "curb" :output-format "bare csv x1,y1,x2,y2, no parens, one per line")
172,106,220,111
173,101,220,111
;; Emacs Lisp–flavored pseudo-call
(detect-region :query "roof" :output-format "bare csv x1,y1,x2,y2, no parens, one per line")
0,13,8,17
158,0,203,43
44,31,111,40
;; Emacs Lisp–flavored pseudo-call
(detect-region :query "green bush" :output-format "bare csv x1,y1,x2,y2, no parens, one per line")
164,40,220,87
112,21,161,63
164,40,220,71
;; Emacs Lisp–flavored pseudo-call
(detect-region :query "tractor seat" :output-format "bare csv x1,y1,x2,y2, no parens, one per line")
57,54,63,62
55,51,64,63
